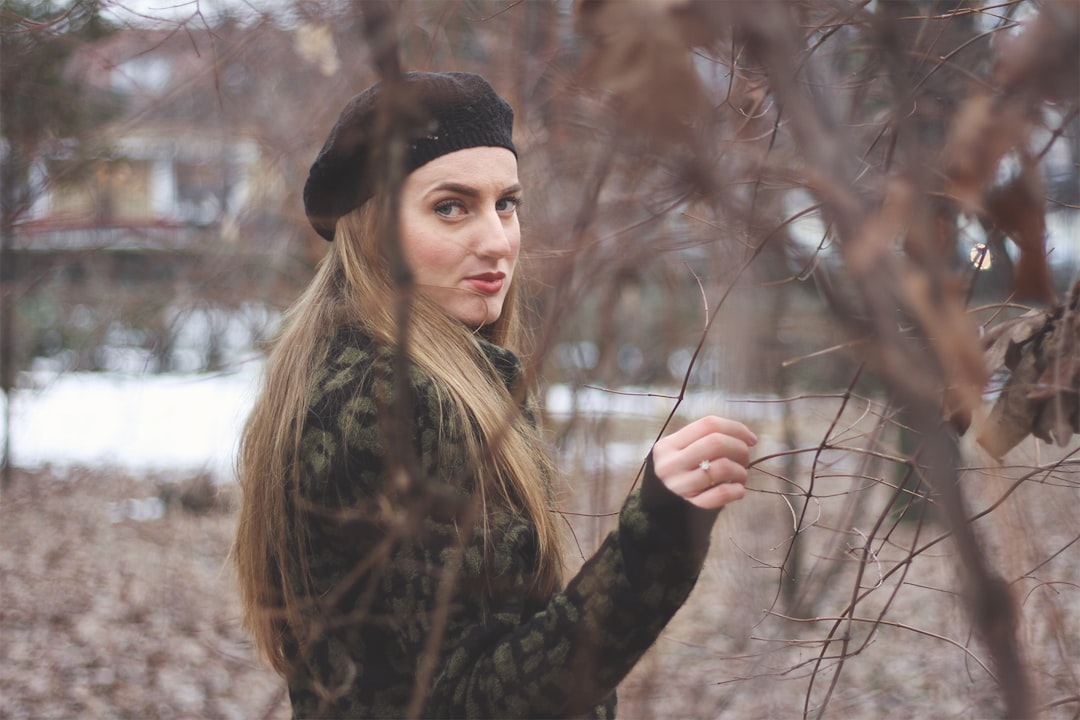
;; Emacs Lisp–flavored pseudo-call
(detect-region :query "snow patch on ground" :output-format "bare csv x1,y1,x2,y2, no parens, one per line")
1,367,782,482
2,364,263,482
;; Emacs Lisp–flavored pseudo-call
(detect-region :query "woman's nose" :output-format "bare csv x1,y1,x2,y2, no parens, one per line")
475,210,515,258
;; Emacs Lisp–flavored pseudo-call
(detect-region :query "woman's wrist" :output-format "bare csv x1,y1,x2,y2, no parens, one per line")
623,452,721,561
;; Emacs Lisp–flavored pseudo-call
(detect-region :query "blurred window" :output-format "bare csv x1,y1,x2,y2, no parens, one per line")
50,158,154,225
111,57,171,96
175,161,224,225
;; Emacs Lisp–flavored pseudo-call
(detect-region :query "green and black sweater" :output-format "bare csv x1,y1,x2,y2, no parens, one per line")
287,328,722,719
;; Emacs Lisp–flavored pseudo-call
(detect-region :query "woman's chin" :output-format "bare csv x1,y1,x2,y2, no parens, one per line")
448,298,503,328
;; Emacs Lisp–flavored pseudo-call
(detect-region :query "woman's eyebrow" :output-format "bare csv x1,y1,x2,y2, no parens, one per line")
428,182,522,198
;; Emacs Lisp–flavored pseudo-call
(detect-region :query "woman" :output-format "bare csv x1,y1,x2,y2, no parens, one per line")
234,71,757,719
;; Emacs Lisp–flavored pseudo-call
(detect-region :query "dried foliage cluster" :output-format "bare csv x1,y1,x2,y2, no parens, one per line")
570,0,1077,445
981,282,1079,457
558,2,1079,718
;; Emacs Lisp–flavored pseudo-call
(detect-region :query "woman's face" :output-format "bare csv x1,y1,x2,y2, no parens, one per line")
398,146,521,328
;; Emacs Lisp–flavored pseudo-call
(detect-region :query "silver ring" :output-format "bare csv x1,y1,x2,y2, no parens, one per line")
698,459,711,472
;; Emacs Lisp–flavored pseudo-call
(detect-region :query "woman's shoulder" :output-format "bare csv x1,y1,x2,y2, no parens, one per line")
308,325,440,415
321,325,385,373
308,326,379,410
299,325,466,497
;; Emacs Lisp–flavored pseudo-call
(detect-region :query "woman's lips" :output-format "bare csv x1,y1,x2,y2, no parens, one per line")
465,273,505,294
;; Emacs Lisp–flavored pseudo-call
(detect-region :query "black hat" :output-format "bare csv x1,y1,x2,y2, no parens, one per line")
303,71,517,241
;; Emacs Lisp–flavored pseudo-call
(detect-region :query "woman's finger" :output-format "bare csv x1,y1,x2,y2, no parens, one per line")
683,479,747,510
653,431,751,485
652,416,756,506
683,432,751,470
655,415,757,453
659,456,748,498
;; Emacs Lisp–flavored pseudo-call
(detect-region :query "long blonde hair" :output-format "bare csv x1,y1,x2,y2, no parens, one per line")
233,199,563,676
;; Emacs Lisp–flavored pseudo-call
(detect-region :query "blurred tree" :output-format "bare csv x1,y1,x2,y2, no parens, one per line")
0,0,118,486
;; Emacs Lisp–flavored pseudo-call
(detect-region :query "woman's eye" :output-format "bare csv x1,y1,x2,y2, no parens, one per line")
496,197,522,214
434,200,466,218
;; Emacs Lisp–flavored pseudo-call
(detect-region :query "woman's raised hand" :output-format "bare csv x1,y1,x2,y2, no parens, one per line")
651,416,758,510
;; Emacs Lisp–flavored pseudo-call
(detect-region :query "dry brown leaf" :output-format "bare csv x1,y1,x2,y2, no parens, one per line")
1031,383,1079,447
985,169,1055,304
977,281,1080,457
942,1,1074,307
981,310,1050,375
847,179,913,276
576,0,711,141
980,345,1045,458
1030,283,1080,445
899,265,989,435
942,94,1030,212
843,181,987,432
993,0,1080,104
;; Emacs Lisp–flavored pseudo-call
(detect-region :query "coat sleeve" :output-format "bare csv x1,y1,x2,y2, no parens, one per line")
430,458,720,718
292,342,721,719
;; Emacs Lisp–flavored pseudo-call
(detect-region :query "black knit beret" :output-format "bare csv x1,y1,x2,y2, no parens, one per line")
303,71,517,241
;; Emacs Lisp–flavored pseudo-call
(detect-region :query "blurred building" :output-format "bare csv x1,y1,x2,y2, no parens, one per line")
16,28,260,280
6,20,346,373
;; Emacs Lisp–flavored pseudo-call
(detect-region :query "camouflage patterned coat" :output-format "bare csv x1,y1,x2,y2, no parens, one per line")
287,328,722,719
